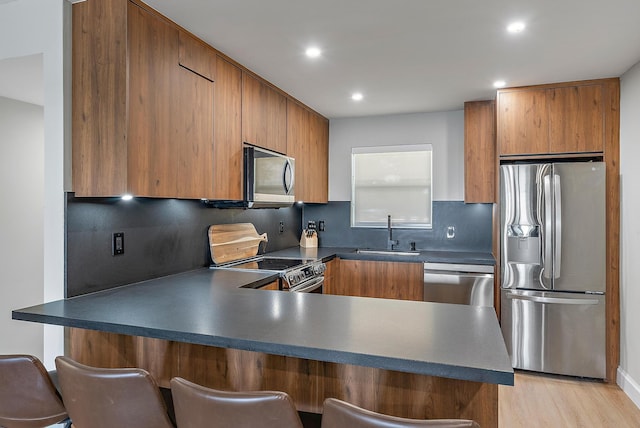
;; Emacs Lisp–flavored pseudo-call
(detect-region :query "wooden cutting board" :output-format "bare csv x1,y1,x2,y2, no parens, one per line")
208,223,268,265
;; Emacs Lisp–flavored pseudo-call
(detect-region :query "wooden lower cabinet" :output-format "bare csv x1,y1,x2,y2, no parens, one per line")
328,259,423,301
258,280,280,291
323,258,337,293
69,328,498,427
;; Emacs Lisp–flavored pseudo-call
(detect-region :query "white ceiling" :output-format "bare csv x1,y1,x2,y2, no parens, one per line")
2,1,639,117
144,0,640,118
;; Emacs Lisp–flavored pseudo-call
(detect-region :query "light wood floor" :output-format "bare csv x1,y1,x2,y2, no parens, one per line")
499,372,640,427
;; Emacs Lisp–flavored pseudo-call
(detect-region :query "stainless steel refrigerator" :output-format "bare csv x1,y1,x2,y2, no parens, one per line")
500,162,606,379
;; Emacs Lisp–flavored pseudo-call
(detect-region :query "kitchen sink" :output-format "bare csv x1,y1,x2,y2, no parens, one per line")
355,249,421,256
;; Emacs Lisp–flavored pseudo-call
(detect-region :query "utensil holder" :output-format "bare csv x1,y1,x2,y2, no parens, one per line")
300,230,318,248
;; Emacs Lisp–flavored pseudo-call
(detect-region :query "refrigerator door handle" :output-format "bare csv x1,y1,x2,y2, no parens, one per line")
554,173,562,279
543,175,552,280
505,291,599,305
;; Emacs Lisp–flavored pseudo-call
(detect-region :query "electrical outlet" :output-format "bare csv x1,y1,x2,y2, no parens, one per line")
318,220,325,232
279,221,284,234
112,232,124,255
446,226,456,239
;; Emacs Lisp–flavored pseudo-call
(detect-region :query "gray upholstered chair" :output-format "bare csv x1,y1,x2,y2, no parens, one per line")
321,398,481,428
54,356,174,428
170,376,303,428
0,354,70,428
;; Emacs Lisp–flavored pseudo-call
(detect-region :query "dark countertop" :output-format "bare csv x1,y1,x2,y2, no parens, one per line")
268,246,495,265
13,266,512,386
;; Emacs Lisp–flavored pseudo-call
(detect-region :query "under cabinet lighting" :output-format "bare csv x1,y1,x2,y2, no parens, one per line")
121,194,133,201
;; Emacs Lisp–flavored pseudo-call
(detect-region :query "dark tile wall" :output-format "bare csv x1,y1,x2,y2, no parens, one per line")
303,201,493,252
66,193,302,297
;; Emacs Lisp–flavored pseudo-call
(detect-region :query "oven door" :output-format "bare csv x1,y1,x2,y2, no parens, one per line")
288,276,324,293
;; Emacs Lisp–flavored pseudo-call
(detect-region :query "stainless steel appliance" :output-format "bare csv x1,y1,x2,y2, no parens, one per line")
500,161,606,378
244,145,295,208
213,256,325,293
423,263,494,307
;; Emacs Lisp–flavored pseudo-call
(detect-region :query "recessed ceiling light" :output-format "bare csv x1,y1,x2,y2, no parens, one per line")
305,47,321,58
493,80,506,88
507,22,526,34
351,92,363,101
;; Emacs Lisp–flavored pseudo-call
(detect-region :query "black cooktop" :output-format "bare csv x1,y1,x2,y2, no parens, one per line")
223,257,308,271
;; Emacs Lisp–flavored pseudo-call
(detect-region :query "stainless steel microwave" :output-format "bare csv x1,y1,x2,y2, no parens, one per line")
244,145,295,208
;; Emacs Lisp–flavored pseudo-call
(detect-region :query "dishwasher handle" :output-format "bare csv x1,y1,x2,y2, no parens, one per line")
423,262,494,274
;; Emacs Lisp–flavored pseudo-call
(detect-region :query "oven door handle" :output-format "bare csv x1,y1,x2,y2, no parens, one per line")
290,276,324,293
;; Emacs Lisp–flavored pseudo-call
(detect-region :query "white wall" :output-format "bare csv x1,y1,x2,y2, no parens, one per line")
0,0,67,368
0,96,45,356
618,60,640,407
329,110,464,201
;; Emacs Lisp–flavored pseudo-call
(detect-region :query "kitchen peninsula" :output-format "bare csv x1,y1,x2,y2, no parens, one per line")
13,259,512,427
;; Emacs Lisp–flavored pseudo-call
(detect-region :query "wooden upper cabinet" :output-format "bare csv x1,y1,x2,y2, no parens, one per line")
72,0,129,196
213,55,243,200
286,101,329,203
173,66,215,199
286,100,310,200
497,88,548,156
73,0,216,198
73,0,326,200
464,100,496,203
497,79,616,157
548,84,604,153
242,72,287,154
127,1,179,197
178,30,216,82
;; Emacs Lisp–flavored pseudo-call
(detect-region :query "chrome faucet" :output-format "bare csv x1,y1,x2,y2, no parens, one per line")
387,215,399,250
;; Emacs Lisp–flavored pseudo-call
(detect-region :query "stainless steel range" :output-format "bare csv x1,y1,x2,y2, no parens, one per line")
212,256,326,293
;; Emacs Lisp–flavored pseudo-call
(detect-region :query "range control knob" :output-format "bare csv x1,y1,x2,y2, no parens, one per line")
313,264,326,275
287,273,297,286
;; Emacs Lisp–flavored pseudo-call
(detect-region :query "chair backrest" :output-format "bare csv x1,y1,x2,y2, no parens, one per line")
321,398,481,428
55,356,174,428
170,377,303,428
0,354,69,428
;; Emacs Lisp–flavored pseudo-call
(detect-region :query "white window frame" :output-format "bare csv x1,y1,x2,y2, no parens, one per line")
350,144,433,229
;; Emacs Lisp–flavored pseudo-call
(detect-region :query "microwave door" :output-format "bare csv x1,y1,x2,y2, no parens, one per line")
246,146,295,206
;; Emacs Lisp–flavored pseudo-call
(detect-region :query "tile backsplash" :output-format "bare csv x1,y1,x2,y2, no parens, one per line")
303,201,493,252
66,193,301,297
66,196,492,297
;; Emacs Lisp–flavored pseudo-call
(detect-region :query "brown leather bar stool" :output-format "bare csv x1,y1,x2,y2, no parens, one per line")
321,398,481,428
54,356,174,428
0,354,70,428
170,377,303,428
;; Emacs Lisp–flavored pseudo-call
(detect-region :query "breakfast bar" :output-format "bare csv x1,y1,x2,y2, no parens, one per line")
13,268,513,427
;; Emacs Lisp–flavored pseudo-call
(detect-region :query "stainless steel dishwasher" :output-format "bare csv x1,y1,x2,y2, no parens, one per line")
423,263,495,307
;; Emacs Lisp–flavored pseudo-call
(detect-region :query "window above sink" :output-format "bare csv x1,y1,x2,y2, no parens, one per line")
351,144,432,229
